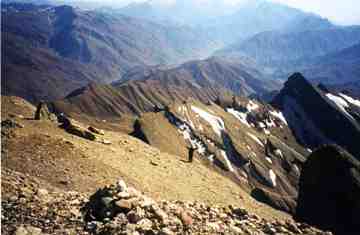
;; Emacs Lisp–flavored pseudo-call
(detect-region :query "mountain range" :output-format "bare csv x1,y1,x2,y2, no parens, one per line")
2,1,360,234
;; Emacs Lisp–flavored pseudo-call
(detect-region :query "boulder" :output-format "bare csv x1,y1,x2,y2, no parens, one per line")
88,126,105,135
34,102,56,121
296,145,360,235
59,117,96,141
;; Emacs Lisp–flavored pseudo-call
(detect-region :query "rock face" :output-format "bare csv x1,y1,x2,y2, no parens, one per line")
296,145,360,235
273,73,360,159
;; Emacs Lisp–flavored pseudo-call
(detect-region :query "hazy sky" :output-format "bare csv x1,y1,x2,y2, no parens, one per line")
77,0,360,25
271,0,360,25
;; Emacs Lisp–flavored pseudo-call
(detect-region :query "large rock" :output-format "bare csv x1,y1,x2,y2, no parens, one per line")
59,117,96,141
34,102,56,121
296,145,360,235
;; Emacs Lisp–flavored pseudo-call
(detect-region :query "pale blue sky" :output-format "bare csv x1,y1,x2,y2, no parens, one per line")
77,0,360,25
272,0,360,25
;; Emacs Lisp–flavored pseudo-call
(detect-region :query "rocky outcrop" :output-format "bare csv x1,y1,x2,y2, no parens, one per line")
296,145,360,235
273,73,360,158
34,102,57,121
58,116,96,141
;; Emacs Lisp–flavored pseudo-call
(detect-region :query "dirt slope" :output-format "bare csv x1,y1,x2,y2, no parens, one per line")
2,96,290,221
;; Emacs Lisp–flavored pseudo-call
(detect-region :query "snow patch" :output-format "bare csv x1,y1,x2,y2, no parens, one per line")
191,106,225,137
221,150,234,172
258,122,266,129
227,108,250,127
326,93,355,120
247,132,264,147
292,164,300,175
247,100,259,112
339,93,360,108
269,169,277,187
326,93,349,108
269,111,288,126
274,149,283,159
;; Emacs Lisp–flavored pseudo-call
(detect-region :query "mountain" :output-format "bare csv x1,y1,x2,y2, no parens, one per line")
113,0,244,26
51,57,281,120
272,73,360,158
207,0,334,44
218,26,360,69
327,81,360,99
119,57,282,97
51,80,221,120
117,0,333,45
51,77,308,214
1,3,221,103
301,43,360,85
2,95,331,234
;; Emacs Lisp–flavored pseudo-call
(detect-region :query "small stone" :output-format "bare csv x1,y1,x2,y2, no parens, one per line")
150,160,159,166
206,222,220,232
180,211,193,227
15,226,43,235
232,207,248,217
86,221,97,231
287,222,303,234
140,196,154,208
230,225,243,234
127,187,141,198
127,208,144,224
15,226,28,235
137,218,153,231
159,227,174,235
263,223,277,235
102,139,111,145
153,207,168,222
117,191,131,199
115,199,133,212
36,188,48,198
117,179,127,192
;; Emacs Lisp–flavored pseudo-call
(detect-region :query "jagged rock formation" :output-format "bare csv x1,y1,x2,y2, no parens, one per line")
296,145,360,235
273,73,360,159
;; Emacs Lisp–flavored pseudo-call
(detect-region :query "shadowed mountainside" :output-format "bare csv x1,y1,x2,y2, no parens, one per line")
1,3,221,103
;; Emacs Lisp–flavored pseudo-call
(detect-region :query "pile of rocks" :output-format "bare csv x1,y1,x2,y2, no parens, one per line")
2,170,87,235
84,180,332,235
3,172,332,235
